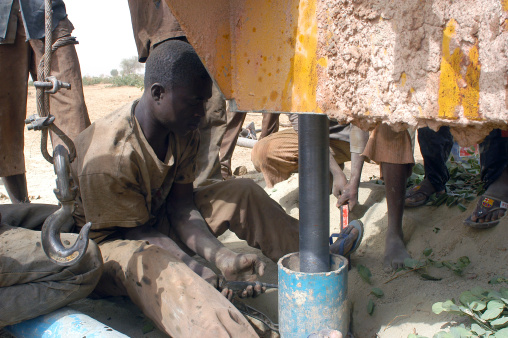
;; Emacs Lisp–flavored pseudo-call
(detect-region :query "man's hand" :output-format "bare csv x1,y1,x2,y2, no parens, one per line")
335,182,359,211
217,252,266,282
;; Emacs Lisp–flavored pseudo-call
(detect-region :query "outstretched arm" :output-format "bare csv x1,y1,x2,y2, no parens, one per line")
166,183,265,283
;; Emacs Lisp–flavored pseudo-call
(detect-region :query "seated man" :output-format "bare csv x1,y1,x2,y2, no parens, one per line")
70,40,361,336
0,204,103,326
252,113,369,211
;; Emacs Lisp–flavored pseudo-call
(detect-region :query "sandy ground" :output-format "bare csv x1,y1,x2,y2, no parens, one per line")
1,84,507,338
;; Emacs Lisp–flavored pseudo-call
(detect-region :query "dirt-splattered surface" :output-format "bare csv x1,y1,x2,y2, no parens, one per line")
1,85,507,338
317,0,508,145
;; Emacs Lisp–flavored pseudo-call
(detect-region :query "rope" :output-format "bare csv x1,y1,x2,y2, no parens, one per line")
33,0,78,164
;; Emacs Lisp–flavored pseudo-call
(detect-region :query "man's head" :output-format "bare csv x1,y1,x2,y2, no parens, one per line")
144,40,212,135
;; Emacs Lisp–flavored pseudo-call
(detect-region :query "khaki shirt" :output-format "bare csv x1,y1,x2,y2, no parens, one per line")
72,100,199,242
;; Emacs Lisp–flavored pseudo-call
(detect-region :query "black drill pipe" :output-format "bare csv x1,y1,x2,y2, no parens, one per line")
298,113,330,273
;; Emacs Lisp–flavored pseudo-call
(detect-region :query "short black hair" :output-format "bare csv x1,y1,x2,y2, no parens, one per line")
144,39,211,89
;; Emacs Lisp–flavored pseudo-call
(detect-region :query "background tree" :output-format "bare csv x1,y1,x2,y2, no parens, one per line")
120,56,143,76
110,69,119,77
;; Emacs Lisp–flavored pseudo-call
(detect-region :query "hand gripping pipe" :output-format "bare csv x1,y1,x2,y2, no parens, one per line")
298,114,330,273
41,145,91,266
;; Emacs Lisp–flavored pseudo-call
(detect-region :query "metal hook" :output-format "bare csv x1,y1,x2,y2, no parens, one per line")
41,145,91,266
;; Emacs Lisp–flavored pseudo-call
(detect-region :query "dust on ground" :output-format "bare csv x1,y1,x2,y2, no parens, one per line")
1,85,506,338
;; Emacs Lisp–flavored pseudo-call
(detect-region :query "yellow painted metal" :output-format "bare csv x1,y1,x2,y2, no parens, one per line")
165,0,320,113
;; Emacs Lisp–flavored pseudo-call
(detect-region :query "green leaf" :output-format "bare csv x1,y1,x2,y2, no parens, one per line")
357,264,372,284
459,291,480,308
433,302,445,314
423,248,433,256
470,323,487,336
457,203,467,212
433,227,441,234
421,273,442,281
480,307,503,321
469,300,487,312
407,335,428,338
495,327,508,338
471,286,488,297
491,316,508,329
142,321,155,334
413,163,425,175
490,277,508,285
367,299,375,315
371,287,384,298
434,193,449,206
404,258,421,269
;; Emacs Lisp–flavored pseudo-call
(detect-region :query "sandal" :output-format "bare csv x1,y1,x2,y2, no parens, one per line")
464,195,508,229
329,220,364,257
405,180,444,208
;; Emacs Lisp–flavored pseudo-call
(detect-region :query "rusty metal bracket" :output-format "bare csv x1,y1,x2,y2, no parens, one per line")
41,145,91,266
34,76,71,94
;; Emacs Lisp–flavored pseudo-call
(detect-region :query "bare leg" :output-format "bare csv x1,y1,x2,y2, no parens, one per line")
382,162,412,271
2,174,29,203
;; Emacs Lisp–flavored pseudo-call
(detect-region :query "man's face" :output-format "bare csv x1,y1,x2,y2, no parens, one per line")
153,75,212,135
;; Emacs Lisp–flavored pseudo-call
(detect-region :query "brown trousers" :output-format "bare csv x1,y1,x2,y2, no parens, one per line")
220,112,280,177
193,84,227,187
251,129,351,188
0,204,103,327
95,178,299,337
0,13,90,177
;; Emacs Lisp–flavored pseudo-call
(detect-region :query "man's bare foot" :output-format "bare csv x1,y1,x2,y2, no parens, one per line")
383,235,410,272
466,168,508,227
330,225,360,257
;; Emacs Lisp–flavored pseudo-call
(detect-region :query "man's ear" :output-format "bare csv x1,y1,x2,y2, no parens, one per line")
150,83,166,102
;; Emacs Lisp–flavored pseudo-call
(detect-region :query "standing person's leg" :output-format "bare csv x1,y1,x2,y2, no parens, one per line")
0,204,103,326
0,9,30,204
465,129,508,228
251,129,300,188
259,113,280,139
95,239,258,338
363,124,414,270
219,111,247,178
194,83,227,187
29,17,91,149
406,127,453,207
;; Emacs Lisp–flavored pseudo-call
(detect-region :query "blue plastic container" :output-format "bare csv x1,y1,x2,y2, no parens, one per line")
278,253,348,337
5,307,128,338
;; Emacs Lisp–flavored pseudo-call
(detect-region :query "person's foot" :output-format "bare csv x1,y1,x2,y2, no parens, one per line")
405,179,443,207
329,223,361,257
465,168,508,228
383,235,410,272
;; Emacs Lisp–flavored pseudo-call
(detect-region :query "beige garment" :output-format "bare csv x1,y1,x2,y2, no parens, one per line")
0,10,90,177
220,111,280,177
0,204,103,327
251,128,351,188
362,124,415,164
72,100,199,242
127,0,185,62
71,101,299,336
127,1,227,187
94,178,298,337
193,83,227,187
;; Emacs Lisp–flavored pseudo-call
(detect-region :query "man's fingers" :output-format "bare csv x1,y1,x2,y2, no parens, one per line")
256,260,266,277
